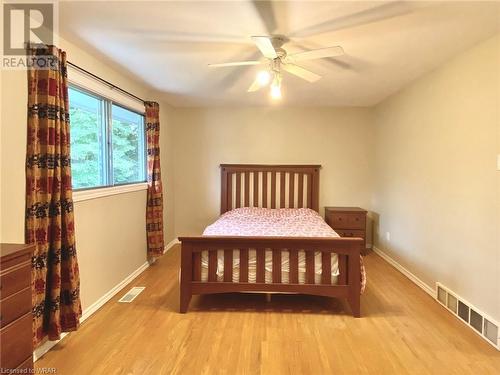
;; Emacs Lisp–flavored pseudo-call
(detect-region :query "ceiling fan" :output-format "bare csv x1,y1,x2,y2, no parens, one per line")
208,35,344,99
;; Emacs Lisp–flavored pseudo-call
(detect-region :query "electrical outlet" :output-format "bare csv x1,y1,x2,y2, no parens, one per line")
386,232,391,242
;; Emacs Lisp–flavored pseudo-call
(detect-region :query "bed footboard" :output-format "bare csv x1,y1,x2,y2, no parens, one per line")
178,236,362,317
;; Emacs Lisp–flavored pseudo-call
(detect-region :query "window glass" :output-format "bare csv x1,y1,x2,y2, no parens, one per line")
69,87,106,189
111,104,146,185
68,85,146,190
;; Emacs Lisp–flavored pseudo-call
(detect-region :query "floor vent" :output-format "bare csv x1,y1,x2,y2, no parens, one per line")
436,283,499,350
118,287,145,303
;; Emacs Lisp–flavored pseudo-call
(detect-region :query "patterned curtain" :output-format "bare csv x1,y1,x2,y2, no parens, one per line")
145,102,165,258
25,45,82,347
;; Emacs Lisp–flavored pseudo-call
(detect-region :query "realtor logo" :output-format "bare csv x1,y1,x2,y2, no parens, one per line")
2,1,58,69
3,2,54,54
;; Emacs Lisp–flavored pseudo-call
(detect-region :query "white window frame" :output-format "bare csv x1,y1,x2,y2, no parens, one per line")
68,66,148,202
68,66,145,113
73,182,147,203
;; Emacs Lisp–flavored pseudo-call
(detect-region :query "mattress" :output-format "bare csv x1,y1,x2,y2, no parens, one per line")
201,207,366,291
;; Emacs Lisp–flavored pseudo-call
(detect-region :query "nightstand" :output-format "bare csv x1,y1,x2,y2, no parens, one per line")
325,207,368,254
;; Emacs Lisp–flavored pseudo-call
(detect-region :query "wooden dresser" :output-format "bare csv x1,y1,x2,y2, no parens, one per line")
325,207,368,254
1,243,34,372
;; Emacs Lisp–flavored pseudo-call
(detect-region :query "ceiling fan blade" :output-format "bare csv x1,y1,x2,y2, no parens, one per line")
282,63,321,83
247,78,261,92
294,42,352,70
117,29,246,45
286,46,344,62
251,36,278,59
208,61,262,68
251,0,277,34
290,2,418,38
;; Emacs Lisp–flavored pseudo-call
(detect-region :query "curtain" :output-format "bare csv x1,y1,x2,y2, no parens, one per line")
145,102,165,258
25,45,82,347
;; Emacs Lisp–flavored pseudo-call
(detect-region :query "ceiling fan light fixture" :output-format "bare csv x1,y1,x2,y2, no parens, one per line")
270,84,281,100
257,70,271,86
270,75,282,100
209,36,342,100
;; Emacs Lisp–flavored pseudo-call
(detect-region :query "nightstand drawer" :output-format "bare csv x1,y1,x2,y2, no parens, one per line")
325,207,368,255
327,213,365,229
335,229,365,239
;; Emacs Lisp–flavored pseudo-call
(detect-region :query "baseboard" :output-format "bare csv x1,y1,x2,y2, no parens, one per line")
80,261,149,321
372,246,435,298
34,260,150,361
33,333,69,362
164,238,180,254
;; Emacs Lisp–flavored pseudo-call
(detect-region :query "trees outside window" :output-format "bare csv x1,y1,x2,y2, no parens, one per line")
69,86,146,190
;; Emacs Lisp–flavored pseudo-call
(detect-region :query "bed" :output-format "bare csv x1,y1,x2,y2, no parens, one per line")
179,164,365,316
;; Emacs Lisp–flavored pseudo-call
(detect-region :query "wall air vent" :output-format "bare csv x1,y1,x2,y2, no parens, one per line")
118,287,145,303
436,283,499,350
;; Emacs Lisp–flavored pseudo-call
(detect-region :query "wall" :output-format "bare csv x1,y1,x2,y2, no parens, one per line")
0,36,174,311
494,34,500,324
171,107,374,236
498,56,500,324
159,100,176,244
373,35,500,321
0,58,2,241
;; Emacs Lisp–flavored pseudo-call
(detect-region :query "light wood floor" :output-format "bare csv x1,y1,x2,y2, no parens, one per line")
36,245,500,375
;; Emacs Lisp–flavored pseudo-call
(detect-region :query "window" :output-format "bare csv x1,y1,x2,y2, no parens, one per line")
69,85,146,190
111,104,146,185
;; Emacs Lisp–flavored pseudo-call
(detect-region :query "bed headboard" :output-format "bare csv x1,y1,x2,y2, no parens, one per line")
220,164,321,214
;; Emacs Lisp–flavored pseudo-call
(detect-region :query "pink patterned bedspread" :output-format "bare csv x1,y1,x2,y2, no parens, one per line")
203,208,366,292
203,207,337,237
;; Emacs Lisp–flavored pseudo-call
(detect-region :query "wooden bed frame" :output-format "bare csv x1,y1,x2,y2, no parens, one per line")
179,164,363,316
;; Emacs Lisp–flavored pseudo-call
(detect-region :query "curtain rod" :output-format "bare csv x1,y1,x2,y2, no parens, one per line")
67,61,146,104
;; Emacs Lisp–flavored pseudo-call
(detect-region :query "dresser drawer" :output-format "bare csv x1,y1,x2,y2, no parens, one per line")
1,287,32,328
16,355,33,371
1,250,31,271
1,262,31,298
327,212,365,230
335,229,365,239
0,312,33,370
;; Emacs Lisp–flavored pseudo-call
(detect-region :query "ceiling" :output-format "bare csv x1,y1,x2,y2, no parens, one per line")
59,1,500,107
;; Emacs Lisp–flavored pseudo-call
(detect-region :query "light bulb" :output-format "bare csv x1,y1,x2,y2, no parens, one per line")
270,83,282,99
257,70,271,86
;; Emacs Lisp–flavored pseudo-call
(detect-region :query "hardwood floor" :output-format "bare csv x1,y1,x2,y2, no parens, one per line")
36,245,500,374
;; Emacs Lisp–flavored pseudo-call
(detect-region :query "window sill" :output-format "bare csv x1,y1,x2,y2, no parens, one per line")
73,182,148,203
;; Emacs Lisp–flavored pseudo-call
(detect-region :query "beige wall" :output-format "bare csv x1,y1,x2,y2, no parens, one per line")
497,38,500,325
373,35,500,321
159,100,176,244
0,60,3,241
0,36,174,311
1,68,27,243
171,107,374,237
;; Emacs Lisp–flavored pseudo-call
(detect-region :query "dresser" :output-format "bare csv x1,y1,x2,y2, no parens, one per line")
325,207,368,254
1,243,34,371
